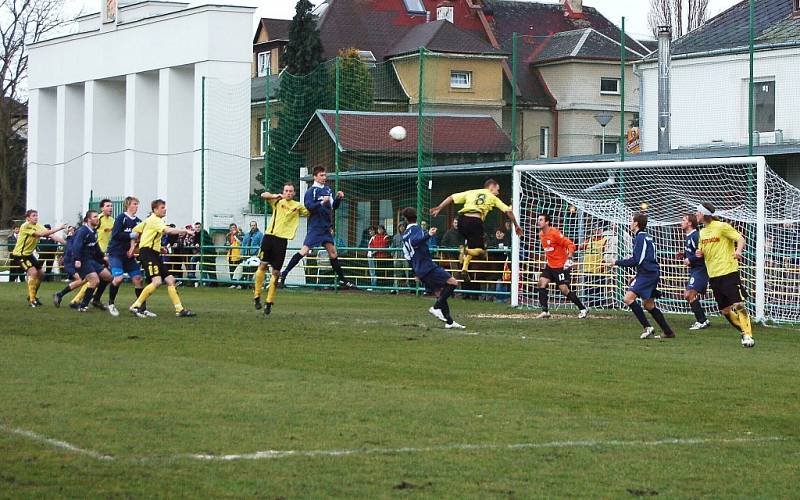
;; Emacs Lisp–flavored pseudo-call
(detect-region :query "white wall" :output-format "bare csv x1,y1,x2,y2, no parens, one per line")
639,47,800,151
27,4,255,226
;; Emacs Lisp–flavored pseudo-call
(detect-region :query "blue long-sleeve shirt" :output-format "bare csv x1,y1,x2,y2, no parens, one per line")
684,229,706,271
304,183,341,234
243,229,264,256
615,230,659,275
402,223,437,278
107,212,142,257
71,224,104,265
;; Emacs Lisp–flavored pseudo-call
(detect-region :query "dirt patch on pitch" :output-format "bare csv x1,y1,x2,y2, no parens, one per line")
467,312,616,320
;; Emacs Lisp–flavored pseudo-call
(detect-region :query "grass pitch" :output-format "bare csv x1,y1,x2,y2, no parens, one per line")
1,282,799,498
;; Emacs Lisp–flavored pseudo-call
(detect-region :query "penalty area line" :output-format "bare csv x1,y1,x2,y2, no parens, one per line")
0,425,788,463
0,425,114,461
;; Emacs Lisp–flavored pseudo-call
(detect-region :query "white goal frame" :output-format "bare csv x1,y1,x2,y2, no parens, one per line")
511,156,767,322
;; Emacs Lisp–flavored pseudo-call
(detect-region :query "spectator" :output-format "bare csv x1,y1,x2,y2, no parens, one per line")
369,225,391,289
37,224,57,281
485,230,507,301
226,223,242,288
192,222,215,286
162,224,181,282
439,218,463,273
580,227,609,308
242,220,263,284
391,222,409,293
7,225,21,282
365,226,378,288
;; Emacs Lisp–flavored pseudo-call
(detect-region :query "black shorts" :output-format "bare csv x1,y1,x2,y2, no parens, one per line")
11,254,41,271
709,271,747,310
540,266,571,286
457,214,485,249
140,248,169,281
259,234,288,270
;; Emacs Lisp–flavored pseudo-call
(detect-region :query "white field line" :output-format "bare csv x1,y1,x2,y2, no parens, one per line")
1,425,114,461
0,424,787,462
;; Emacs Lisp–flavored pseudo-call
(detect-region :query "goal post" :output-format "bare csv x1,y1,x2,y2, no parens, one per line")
512,156,800,325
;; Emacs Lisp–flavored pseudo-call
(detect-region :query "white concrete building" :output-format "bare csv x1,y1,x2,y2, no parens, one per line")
27,1,255,226
638,0,800,153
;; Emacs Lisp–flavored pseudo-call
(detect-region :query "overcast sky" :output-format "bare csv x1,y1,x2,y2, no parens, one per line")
77,0,742,40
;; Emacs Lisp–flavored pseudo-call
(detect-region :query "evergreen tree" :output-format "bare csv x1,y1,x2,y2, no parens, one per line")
252,0,327,210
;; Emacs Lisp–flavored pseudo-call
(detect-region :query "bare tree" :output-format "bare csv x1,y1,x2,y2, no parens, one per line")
648,0,709,38
0,0,70,227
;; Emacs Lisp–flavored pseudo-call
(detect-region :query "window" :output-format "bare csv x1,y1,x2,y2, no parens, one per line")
450,71,472,89
600,77,620,95
257,52,270,77
754,80,775,133
539,127,550,158
402,0,426,14
260,118,270,155
601,138,620,155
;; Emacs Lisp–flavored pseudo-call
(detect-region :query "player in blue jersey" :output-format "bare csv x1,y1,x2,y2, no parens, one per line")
71,210,115,314
105,196,150,317
612,212,674,339
401,207,465,329
680,213,710,330
279,166,355,288
53,227,85,307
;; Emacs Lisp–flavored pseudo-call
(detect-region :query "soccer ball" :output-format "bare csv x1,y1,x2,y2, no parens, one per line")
389,126,407,141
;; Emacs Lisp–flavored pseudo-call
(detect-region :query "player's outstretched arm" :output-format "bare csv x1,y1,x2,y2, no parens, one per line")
504,209,524,236
34,224,67,238
430,195,453,217
261,191,282,201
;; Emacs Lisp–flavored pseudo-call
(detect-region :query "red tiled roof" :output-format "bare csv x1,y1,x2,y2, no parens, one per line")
296,110,512,155
318,0,489,61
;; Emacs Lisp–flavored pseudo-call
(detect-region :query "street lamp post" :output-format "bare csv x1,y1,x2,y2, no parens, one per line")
595,111,613,155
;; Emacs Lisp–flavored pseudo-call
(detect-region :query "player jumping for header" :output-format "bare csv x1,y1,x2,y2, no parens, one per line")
429,179,522,283
695,203,754,347
535,213,589,319
612,212,675,339
402,207,464,329
254,183,309,316
279,166,355,289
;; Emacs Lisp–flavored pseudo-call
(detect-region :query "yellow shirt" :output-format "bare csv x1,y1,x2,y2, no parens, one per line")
267,198,309,240
12,222,45,256
133,214,167,252
698,220,741,278
96,214,114,252
227,234,242,262
582,236,607,274
451,189,510,220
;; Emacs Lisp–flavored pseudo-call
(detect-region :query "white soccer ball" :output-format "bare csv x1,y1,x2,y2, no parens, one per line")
389,126,407,141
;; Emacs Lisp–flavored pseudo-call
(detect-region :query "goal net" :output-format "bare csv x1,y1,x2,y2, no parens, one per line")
512,157,800,325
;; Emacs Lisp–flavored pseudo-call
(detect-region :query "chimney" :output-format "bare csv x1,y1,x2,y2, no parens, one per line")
563,0,585,19
657,25,672,154
436,1,454,23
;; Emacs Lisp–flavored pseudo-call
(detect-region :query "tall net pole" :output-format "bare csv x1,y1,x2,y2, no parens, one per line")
416,48,425,219
748,0,755,156
511,33,518,166
620,17,626,162
199,76,206,287
335,57,341,235
264,67,271,222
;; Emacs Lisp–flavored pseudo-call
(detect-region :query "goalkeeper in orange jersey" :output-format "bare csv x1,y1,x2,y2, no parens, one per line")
534,213,588,319
430,179,522,283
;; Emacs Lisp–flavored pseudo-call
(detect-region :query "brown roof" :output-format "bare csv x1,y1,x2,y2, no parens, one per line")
387,19,506,57
254,18,291,44
295,110,512,155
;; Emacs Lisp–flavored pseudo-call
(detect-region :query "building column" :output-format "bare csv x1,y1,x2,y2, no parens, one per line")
83,81,95,209
124,74,137,196
157,68,171,201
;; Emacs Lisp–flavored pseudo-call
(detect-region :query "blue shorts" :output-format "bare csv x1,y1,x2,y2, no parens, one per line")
108,254,143,278
64,263,78,279
77,260,104,279
686,269,708,294
628,272,660,300
420,266,452,291
303,228,334,249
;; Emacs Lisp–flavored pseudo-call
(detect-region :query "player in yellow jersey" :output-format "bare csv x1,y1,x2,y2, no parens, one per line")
694,202,754,348
71,199,115,308
253,183,310,316
128,199,196,318
11,209,66,307
430,179,522,282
